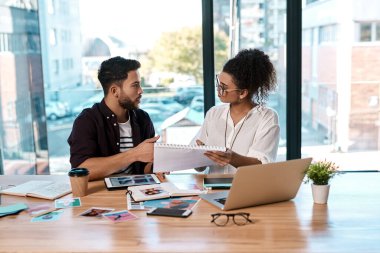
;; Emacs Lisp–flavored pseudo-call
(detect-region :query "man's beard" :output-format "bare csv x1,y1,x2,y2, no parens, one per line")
118,97,139,110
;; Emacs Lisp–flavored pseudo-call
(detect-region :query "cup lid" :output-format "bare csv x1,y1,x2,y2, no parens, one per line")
68,168,89,177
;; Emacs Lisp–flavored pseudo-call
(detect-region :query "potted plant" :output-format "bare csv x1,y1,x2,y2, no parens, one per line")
304,160,339,204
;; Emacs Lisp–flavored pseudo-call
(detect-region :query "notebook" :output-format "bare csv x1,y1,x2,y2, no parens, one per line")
0,181,71,200
153,143,226,172
200,158,312,211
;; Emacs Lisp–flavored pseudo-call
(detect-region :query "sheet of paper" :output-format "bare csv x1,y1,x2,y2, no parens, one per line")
153,144,226,172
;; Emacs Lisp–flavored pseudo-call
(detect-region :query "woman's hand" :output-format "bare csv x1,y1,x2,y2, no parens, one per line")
204,149,235,166
196,139,205,146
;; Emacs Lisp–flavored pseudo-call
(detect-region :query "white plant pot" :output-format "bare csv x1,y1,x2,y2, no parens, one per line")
311,184,330,204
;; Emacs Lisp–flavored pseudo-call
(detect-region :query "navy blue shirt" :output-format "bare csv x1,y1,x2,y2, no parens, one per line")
67,99,155,174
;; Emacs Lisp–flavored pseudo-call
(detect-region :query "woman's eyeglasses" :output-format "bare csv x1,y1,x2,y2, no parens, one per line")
210,212,253,226
215,74,242,96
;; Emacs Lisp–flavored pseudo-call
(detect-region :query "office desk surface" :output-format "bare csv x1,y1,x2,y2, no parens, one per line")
0,173,379,253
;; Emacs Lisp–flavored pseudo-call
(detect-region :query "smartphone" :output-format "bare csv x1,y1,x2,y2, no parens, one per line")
146,208,192,218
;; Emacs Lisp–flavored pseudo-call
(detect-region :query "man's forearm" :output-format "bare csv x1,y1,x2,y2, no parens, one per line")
78,149,139,181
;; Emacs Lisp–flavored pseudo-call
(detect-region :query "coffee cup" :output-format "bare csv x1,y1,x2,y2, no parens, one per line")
68,168,89,197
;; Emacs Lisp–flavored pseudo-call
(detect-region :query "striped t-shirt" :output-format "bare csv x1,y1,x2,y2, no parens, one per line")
119,120,133,152
118,119,134,173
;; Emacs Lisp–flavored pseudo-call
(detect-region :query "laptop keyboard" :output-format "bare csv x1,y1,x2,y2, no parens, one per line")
215,197,226,205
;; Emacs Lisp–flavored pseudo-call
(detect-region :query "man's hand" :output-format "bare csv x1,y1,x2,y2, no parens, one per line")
155,172,170,182
144,163,169,181
134,136,160,162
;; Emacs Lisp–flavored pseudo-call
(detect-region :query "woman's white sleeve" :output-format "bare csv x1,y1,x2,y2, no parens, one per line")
247,111,280,164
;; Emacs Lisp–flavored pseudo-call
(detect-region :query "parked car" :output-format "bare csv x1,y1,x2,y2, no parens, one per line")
45,101,71,120
143,108,166,123
141,97,184,114
189,95,222,112
72,93,103,116
189,95,204,112
174,86,203,105
72,101,94,116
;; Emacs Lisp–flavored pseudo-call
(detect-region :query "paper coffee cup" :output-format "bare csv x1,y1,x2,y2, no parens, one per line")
68,168,89,197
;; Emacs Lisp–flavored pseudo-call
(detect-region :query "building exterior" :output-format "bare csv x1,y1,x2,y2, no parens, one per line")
0,1,48,174
302,0,380,151
38,0,82,99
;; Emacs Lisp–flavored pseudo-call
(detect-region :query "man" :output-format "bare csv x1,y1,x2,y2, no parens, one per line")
68,56,159,181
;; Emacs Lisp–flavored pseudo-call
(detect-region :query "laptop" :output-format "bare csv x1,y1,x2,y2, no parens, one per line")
203,174,234,189
200,158,312,211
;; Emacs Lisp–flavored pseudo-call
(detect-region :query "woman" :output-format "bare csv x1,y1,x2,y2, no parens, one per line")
195,48,279,174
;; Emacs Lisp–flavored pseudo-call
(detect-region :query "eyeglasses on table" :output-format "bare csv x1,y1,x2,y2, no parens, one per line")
210,212,253,226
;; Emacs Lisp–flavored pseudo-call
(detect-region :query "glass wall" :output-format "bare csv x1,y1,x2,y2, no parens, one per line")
230,0,287,161
0,0,48,175
302,0,380,170
41,0,205,174
0,0,289,175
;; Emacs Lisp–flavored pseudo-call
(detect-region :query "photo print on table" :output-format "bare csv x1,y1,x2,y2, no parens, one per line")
102,210,138,223
79,207,115,217
141,187,166,196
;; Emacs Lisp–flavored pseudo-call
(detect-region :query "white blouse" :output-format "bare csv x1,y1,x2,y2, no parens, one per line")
194,104,280,174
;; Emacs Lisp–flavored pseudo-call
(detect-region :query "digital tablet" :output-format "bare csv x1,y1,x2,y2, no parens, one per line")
104,174,161,190
203,177,233,189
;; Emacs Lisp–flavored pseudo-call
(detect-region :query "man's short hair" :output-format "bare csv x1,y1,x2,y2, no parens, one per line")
98,56,141,95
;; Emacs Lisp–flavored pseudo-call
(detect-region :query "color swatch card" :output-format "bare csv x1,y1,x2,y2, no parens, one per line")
55,198,81,209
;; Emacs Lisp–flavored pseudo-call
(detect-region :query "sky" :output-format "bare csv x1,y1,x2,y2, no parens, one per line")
79,0,202,50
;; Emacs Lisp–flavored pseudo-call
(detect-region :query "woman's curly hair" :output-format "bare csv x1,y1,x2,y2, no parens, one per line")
222,48,277,105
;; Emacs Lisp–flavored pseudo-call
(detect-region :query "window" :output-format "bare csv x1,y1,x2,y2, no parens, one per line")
357,22,380,42
303,1,380,171
302,29,312,45
234,0,286,160
319,25,337,44
53,59,59,74
360,23,372,42
61,30,71,43
49,29,57,46
0,1,47,175
40,0,204,174
47,0,55,14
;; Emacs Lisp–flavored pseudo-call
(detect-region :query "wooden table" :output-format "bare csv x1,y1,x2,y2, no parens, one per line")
0,173,379,253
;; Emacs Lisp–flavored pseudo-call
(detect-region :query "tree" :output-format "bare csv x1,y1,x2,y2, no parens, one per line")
143,27,228,84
